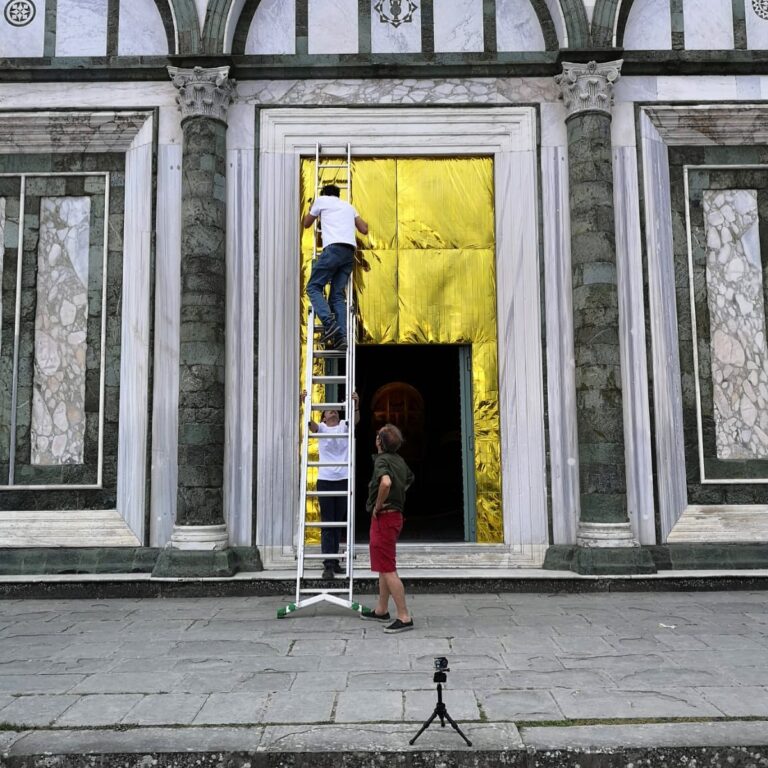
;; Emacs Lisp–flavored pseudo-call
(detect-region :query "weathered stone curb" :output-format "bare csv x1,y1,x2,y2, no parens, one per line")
0,722,767,767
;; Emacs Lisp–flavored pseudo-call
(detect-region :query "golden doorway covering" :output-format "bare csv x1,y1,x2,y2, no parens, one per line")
300,157,502,543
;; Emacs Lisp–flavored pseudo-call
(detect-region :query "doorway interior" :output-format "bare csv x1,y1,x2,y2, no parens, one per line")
355,344,475,542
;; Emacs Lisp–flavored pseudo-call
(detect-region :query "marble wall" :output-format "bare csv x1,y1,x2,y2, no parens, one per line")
0,198,4,365
31,196,91,466
703,189,768,460
245,0,295,54
746,0,768,48
496,0,546,51
118,0,168,55
434,0,484,52
308,0,358,54
371,0,422,52
55,0,108,57
0,0,46,57
683,0,734,49
623,0,671,49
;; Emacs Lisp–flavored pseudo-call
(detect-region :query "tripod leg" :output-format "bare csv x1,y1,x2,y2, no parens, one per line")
409,709,439,746
442,709,473,747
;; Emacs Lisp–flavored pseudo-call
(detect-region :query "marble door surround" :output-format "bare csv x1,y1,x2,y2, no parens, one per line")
0,110,154,548
255,106,549,569
641,103,768,543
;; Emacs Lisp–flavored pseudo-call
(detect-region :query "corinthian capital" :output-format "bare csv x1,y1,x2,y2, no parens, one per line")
167,65,235,124
555,60,623,119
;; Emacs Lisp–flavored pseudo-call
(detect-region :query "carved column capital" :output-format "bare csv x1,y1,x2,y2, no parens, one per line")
167,65,235,125
555,59,623,119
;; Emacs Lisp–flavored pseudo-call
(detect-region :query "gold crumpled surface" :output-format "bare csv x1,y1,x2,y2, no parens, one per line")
299,157,502,543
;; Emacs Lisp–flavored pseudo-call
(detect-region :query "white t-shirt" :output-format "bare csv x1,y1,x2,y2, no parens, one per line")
310,195,359,248
317,421,349,481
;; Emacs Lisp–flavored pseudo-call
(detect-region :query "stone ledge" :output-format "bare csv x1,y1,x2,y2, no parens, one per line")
0,722,766,766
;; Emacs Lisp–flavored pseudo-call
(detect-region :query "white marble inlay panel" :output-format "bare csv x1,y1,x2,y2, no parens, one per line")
308,0,358,54
118,0,169,55
434,0,483,52
371,0,421,53
245,0,295,54
496,0,545,51
0,0,46,57
702,189,768,460
746,0,768,49
55,0,108,57
31,196,91,466
683,0,734,49
623,0,671,49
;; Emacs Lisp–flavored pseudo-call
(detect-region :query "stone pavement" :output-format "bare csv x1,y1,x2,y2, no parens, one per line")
1,588,768,764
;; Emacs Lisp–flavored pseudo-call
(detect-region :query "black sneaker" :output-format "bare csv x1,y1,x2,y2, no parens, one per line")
360,607,390,621
321,567,334,579
384,618,414,634
320,322,341,345
332,563,345,574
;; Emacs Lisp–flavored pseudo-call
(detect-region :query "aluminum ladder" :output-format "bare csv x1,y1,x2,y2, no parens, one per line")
278,143,362,618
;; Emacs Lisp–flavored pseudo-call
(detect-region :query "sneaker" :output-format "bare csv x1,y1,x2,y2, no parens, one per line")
320,322,341,345
384,618,414,634
332,563,345,574
321,567,334,579
360,607,390,621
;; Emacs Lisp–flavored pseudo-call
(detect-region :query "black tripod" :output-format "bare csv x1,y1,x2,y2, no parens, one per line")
409,670,472,747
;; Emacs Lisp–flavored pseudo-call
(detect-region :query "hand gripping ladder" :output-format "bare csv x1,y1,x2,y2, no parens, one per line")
278,143,362,618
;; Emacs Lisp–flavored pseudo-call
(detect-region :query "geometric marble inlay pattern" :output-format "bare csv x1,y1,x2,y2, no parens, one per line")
31,196,90,466
703,189,768,460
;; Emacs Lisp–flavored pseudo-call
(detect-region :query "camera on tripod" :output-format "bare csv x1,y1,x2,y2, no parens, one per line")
432,656,449,682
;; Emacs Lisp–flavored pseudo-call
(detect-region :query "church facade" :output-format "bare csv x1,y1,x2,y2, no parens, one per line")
1,0,768,576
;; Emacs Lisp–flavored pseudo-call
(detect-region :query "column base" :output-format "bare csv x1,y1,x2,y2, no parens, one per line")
543,544,657,575
168,523,229,551
151,547,238,577
576,521,638,548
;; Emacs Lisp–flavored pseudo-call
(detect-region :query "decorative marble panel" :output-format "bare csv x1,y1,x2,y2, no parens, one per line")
496,0,545,51
245,0,295,54
117,0,168,55
434,0,483,52
308,0,358,54
682,0,734,49
55,0,108,57
31,196,90,466
703,189,768,460
746,0,768,49
0,0,46,57
623,0,671,49
371,0,421,53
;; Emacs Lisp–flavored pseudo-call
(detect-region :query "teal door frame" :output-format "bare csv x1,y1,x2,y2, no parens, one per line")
459,345,477,542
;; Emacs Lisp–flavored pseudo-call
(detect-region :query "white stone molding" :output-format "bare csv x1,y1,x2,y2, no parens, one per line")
150,111,183,548
613,141,657,545
555,60,623,119
167,66,236,125
667,505,768,542
576,521,639,548
224,103,256,547
168,523,229,550
0,510,140,547
256,106,548,569
0,110,154,547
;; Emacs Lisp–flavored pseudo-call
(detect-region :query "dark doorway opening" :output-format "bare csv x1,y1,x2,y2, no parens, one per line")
355,345,466,542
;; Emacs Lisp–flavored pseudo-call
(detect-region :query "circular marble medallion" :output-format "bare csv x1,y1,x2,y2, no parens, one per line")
4,0,35,26
754,0,768,20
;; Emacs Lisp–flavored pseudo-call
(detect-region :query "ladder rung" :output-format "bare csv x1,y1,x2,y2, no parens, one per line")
307,490,350,497
313,350,346,358
310,403,346,410
299,588,351,594
307,461,347,467
313,375,346,384
303,553,349,560
304,521,348,528
311,432,350,439
319,165,349,170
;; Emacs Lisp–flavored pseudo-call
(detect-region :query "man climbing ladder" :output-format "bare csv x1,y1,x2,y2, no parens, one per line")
303,183,368,350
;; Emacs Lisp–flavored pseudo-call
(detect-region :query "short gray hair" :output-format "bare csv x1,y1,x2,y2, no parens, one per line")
377,424,403,453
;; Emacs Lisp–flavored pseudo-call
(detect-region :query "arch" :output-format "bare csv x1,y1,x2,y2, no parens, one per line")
231,0,261,55
558,0,591,46
590,0,621,46
201,0,235,53
154,0,179,54
168,0,202,53
529,0,561,51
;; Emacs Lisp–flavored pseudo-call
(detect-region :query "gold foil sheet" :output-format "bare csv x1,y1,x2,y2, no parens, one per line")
300,157,502,543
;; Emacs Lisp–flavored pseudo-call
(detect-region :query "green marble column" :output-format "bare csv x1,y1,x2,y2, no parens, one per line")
153,66,237,577
546,60,655,575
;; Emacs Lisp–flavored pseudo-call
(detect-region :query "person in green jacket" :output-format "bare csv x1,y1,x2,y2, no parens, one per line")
361,423,415,634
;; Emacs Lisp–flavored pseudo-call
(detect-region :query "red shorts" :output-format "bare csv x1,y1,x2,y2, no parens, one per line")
369,511,403,573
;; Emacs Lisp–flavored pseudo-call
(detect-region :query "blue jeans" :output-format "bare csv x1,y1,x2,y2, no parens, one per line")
306,243,355,338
